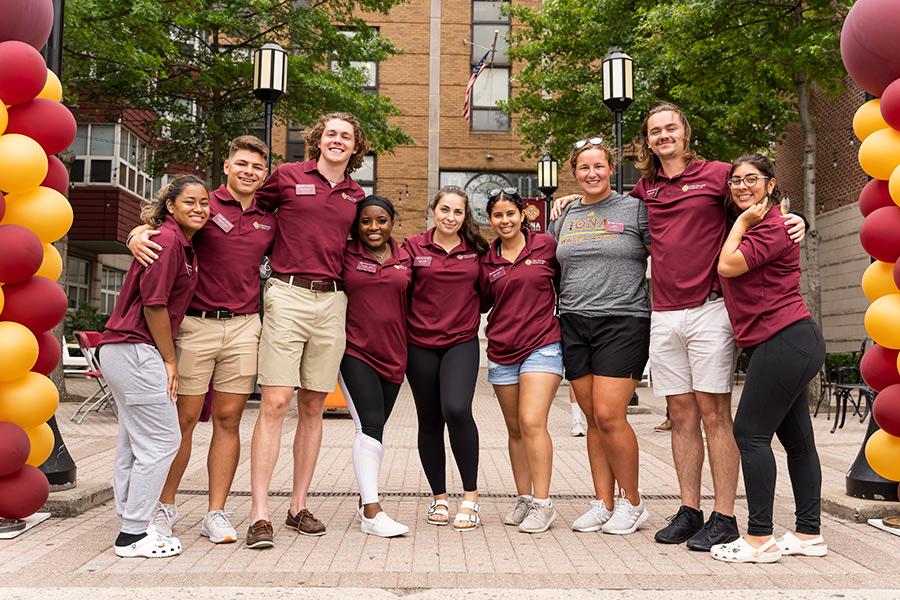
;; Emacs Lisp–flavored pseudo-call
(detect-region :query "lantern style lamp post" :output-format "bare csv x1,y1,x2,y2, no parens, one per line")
536,153,559,232
252,43,288,172
602,48,634,193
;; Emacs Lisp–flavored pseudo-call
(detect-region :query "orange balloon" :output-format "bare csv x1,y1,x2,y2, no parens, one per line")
865,293,900,349
865,429,900,481
35,243,62,281
0,102,7,135
0,321,39,381
1,186,73,243
862,261,899,301
0,133,48,194
891,164,900,208
24,422,53,467
853,98,888,142
37,70,62,103
0,372,59,428
859,128,900,180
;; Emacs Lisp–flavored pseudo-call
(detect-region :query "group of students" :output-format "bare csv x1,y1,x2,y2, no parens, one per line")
97,104,827,565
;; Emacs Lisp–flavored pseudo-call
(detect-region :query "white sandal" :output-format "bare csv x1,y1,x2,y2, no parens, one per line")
453,500,481,532
115,527,183,559
427,499,450,526
777,531,828,557
710,536,782,563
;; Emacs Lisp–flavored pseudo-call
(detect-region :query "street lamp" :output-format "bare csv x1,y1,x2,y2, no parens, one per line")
536,153,559,201
602,47,634,193
253,43,288,172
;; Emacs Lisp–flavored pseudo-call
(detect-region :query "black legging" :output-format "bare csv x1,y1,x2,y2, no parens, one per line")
339,355,401,443
733,318,825,536
406,337,480,494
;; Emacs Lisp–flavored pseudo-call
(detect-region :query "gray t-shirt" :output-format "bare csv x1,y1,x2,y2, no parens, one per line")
547,192,651,317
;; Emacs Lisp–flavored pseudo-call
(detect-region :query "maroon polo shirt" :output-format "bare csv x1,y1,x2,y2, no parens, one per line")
402,228,482,349
342,238,412,383
101,218,199,347
632,159,731,311
189,185,275,314
254,159,364,280
479,230,561,365
720,205,811,348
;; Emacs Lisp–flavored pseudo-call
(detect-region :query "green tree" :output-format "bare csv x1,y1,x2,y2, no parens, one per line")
64,0,413,185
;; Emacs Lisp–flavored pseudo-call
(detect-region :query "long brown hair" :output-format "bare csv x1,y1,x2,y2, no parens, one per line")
633,103,699,179
431,185,489,255
140,174,208,228
305,112,369,176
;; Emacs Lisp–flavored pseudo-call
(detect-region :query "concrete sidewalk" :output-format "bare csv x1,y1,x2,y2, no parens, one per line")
2,374,899,594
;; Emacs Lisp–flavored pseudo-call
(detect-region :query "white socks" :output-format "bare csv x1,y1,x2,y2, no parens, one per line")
352,433,384,505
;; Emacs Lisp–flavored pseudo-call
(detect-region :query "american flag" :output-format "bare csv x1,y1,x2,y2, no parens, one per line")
463,50,491,122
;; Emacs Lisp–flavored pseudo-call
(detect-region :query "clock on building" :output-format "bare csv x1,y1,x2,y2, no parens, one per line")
465,173,514,225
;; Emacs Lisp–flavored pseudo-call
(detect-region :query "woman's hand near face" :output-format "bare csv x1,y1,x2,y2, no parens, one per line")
736,201,768,229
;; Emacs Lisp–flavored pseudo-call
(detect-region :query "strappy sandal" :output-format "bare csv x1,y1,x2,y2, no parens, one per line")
777,532,828,557
710,536,782,563
453,500,481,532
427,499,450,526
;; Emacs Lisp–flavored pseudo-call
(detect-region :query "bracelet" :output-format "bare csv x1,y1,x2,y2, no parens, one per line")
126,233,135,247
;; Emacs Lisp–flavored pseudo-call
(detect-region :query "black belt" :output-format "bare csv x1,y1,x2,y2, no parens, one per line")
271,272,344,292
186,308,255,319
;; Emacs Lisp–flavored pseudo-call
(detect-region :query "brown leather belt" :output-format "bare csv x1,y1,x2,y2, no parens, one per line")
271,272,344,292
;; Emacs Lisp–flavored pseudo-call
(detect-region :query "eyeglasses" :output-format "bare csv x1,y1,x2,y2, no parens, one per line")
487,187,519,200
573,137,604,150
727,174,769,188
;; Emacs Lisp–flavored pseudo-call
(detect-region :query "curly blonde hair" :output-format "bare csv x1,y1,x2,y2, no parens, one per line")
305,112,369,176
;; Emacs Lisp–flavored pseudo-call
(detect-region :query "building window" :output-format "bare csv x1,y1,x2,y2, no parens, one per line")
100,267,125,315
286,125,306,163
66,257,91,310
470,1,510,131
356,154,376,196
68,124,153,199
331,30,378,93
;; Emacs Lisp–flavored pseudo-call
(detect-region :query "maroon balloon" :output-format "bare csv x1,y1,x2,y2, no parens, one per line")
0,464,49,519
0,41,47,106
0,422,30,477
841,0,900,97
6,99,77,155
0,191,5,221
881,78,900,132
0,224,43,284
873,384,900,437
860,206,900,262
861,344,900,392
0,276,68,334
0,0,54,50
859,179,894,217
41,155,69,197
33,330,61,376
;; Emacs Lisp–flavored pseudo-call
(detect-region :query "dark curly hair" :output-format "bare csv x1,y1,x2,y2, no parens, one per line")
140,174,208,228
726,153,781,220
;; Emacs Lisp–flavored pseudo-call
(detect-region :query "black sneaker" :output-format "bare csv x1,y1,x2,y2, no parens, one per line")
654,505,704,544
686,511,740,551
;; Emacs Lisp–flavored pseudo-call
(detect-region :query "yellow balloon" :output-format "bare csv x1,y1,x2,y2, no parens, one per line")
865,429,900,481
35,243,62,281
0,321,39,382
865,293,900,349
24,422,53,467
859,128,900,180
37,69,62,103
891,164,900,208
0,102,6,136
1,186,73,243
0,134,48,194
0,286,4,313
854,99,889,142
862,261,899,302
0,372,59,428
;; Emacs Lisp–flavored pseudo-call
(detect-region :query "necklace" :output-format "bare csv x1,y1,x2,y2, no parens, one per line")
367,246,389,262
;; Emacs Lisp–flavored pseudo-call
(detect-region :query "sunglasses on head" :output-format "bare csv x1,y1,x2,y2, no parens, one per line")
573,136,604,150
487,187,519,200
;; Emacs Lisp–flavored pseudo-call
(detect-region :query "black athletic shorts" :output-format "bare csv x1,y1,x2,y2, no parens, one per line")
559,312,650,380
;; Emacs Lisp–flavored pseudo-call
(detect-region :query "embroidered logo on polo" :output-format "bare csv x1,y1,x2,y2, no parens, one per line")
525,259,547,266
645,187,660,198
252,222,272,230
456,253,478,260
682,183,707,191
414,256,433,267
394,264,409,271
342,192,361,203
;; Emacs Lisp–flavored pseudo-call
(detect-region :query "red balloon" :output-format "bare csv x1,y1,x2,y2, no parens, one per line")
860,206,900,262
0,224,43,284
0,0,54,50
861,345,900,392
0,422,30,477
33,330,61,376
873,384,900,437
41,155,69,197
881,79,900,132
0,464,49,519
0,276,68,334
6,99,77,155
0,41,48,106
859,179,894,217
841,0,900,97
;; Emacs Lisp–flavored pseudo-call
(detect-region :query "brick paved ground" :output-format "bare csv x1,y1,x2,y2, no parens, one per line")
2,373,900,593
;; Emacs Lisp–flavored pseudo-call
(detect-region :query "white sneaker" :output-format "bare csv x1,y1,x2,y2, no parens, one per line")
518,503,557,533
115,526,182,558
503,496,532,526
601,490,648,535
151,502,179,537
570,420,586,437
572,499,613,532
200,510,237,544
360,511,409,538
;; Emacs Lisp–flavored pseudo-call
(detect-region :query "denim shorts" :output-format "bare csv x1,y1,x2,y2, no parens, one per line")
487,342,565,385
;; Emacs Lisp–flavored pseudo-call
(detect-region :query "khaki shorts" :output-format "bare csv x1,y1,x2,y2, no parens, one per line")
257,277,347,392
175,314,262,395
649,298,736,397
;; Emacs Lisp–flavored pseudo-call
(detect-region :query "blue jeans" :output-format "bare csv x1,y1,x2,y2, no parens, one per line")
487,342,564,385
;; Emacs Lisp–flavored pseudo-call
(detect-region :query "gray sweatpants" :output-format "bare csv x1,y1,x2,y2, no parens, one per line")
99,343,181,534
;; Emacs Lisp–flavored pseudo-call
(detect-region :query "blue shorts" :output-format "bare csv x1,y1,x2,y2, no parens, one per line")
487,342,565,385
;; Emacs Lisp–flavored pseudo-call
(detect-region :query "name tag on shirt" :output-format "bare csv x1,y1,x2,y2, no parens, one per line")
488,267,507,282
357,261,378,273
296,184,316,195
211,213,234,233
414,256,433,267
456,253,478,260
604,221,625,233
